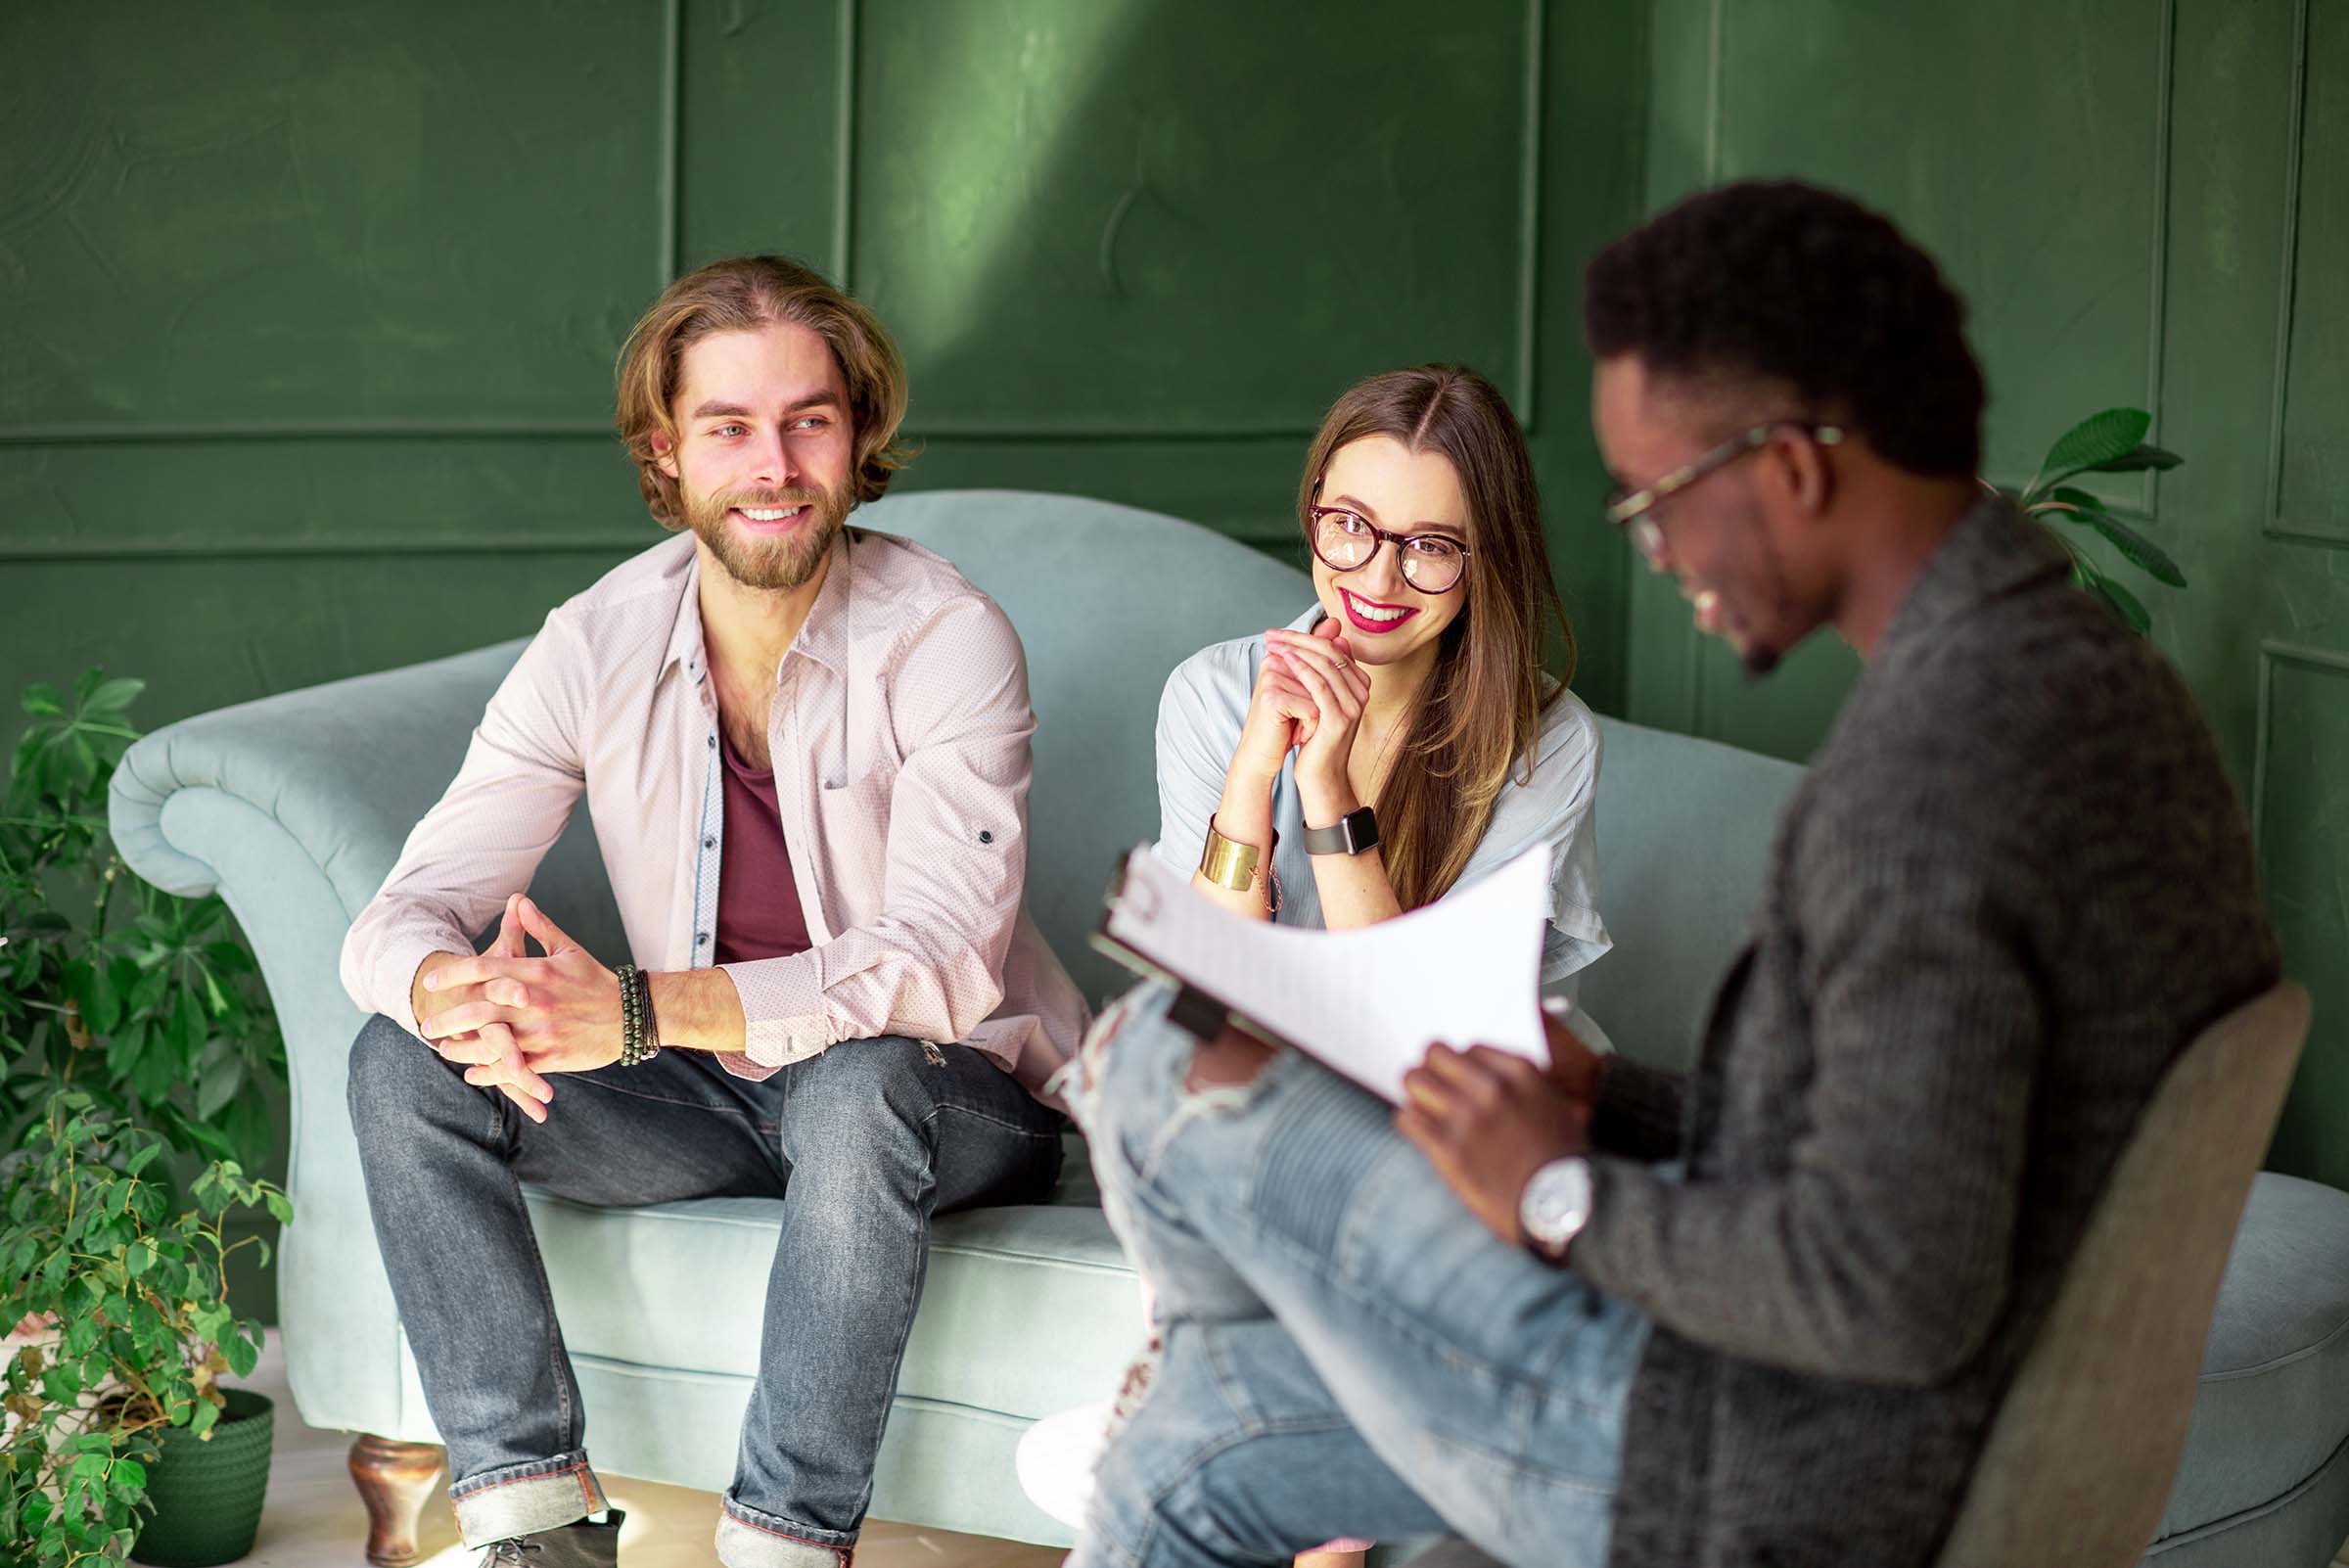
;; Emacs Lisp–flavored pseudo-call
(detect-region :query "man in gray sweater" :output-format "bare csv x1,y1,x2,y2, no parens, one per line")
1061,180,2280,1568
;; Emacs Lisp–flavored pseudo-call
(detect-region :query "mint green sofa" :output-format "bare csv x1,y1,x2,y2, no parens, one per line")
108,491,2349,1561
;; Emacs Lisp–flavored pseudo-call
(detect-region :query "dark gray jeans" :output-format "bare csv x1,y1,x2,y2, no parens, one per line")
347,1014,1064,1568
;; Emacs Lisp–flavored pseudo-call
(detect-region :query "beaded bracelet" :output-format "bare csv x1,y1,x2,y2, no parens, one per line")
616,963,661,1067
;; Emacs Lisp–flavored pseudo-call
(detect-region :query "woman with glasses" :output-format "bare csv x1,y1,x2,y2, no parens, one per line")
1019,365,1611,1568
1160,362,1609,970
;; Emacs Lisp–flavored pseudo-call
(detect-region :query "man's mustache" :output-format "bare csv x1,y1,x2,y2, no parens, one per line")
715,485,827,510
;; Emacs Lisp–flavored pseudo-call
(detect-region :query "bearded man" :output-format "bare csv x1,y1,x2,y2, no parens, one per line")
341,256,1086,1568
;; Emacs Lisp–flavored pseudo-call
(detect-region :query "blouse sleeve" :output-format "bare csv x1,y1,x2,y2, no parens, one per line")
1151,643,1251,881
1530,696,1612,993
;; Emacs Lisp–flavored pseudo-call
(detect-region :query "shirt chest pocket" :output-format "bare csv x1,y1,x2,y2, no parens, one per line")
810,761,897,926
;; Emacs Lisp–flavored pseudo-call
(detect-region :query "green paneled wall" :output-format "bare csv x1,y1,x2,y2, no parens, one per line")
1626,0,2349,1187
3,0,1644,736
8,0,2342,1247
0,0,1647,1314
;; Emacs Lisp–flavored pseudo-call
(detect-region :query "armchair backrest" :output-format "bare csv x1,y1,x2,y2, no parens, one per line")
1934,982,2311,1568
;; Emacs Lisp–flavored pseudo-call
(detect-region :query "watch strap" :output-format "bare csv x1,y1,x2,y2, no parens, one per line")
1302,806,1380,856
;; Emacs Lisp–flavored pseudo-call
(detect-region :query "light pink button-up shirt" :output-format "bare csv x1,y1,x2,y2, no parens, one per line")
341,527,1089,1093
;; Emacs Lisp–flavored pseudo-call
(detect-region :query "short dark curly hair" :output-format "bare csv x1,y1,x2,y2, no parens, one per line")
1584,180,1985,478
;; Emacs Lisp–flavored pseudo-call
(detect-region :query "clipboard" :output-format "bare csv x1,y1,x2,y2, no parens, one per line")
1090,853,1288,1050
1088,842,1553,1105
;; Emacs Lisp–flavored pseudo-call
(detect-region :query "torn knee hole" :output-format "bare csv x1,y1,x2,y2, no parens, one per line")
1184,1028,1277,1093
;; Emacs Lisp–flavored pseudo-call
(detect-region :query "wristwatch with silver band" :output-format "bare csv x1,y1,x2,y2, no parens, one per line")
1518,1155,1593,1261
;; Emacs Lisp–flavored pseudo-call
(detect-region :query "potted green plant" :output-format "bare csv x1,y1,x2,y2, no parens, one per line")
2,669,286,1169
3,1091,287,1566
2012,406,2188,636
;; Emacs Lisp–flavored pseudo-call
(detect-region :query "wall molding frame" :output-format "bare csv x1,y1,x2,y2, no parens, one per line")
0,0,1543,453
2262,0,2346,548
2251,636,2349,856
0,532,656,563
898,0,1549,442
1679,0,2178,740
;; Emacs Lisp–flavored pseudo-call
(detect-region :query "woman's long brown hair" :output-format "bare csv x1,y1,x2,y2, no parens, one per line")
1297,365,1577,909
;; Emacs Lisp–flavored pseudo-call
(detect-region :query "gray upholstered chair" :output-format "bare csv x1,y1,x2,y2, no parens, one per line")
1936,981,2312,1568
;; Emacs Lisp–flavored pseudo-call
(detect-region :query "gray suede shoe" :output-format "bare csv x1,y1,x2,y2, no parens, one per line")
479,1509,624,1567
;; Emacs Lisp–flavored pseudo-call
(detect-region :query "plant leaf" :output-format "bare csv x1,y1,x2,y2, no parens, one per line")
195,1054,245,1121
2047,488,2188,587
2093,574,2152,635
2085,442,2184,475
2030,407,2152,496
85,678,145,716
2086,513,2188,587
21,683,65,717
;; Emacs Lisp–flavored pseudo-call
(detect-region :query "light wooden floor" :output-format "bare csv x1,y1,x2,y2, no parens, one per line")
227,1331,1065,1568
210,1332,2349,1567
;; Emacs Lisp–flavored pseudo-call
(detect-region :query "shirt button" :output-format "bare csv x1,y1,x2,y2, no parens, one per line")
979,831,993,845
708,735,717,749
695,933,710,946
704,836,716,849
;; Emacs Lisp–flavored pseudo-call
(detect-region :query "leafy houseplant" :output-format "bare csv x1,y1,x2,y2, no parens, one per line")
2012,406,2187,636
3,1091,286,1567
2,671,286,1170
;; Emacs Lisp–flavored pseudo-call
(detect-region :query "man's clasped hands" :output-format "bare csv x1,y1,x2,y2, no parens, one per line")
410,893,627,1125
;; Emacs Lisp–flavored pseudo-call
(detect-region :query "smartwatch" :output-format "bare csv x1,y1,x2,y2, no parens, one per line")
1302,806,1379,857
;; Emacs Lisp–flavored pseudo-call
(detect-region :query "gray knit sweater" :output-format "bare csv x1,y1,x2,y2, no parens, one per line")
1576,497,2280,1568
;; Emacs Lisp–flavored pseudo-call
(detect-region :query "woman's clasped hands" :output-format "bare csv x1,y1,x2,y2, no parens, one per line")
1255,618,1372,813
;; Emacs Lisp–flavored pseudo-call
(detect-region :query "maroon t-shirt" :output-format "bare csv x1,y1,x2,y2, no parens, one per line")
713,731,813,966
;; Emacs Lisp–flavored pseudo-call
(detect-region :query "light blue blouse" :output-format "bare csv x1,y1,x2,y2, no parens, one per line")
1150,602,1613,999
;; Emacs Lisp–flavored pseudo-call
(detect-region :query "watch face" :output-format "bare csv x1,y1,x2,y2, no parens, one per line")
1521,1158,1592,1248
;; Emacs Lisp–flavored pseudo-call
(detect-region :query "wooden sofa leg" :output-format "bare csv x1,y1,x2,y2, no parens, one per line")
348,1435,446,1567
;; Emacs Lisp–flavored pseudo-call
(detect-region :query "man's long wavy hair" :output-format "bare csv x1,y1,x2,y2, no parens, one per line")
1296,366,1577,909
615,255,912,528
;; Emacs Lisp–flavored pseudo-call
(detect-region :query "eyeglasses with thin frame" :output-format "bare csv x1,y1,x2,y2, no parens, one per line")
1605,422,1844,567
1307,505,1472,594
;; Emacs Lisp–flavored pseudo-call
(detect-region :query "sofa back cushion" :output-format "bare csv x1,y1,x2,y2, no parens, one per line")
1578,717,1805,1070
869,489,1313,1007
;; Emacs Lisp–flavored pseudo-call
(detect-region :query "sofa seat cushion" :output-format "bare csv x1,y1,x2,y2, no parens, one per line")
515,1168,1142,1428
2154,1172,2349,1542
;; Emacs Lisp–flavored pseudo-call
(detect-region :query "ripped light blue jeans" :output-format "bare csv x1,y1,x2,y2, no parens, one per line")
1058,981,1650,1568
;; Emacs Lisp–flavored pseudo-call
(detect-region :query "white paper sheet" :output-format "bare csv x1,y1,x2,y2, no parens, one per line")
1095,842,1552,1104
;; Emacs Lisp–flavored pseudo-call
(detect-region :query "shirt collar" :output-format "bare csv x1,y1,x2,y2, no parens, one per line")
786,529,856,675
1877,490,2069,659
661,527,857,682
662,537,709,680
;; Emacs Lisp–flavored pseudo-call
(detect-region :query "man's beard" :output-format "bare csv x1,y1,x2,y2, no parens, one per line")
684,481,849,591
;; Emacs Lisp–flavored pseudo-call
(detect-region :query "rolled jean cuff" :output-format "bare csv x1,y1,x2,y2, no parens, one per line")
449,1450,607,1546
718,1497,855,1568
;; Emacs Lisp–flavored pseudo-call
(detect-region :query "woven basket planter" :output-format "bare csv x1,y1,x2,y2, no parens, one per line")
131,1388,275,1567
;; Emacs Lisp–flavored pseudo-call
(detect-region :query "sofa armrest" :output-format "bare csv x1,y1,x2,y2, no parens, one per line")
108,641,530,1439
110,640,526,910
